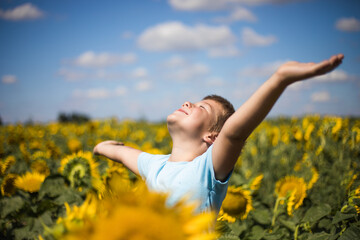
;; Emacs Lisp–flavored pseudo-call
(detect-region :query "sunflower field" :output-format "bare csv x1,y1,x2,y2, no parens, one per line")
0,115,359,240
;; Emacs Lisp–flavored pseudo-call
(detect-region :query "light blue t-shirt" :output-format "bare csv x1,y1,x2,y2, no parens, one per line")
137,145,230,214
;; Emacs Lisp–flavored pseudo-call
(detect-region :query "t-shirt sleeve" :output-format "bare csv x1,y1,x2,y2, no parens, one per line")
206,145,232,188
193,145,231,212
137,152,169,180
137,152,154,179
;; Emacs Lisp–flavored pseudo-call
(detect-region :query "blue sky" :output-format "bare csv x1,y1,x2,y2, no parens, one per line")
1,0,359,123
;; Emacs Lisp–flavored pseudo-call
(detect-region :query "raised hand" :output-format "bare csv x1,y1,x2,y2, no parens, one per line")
275,54,344,85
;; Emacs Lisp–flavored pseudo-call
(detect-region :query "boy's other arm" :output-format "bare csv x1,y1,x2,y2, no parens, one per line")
212,54,344,181
93,140,142,175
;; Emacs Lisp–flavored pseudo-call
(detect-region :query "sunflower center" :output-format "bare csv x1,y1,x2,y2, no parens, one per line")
222,193,247,215
280,183,302,203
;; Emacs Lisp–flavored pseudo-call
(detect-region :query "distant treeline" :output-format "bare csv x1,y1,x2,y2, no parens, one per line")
57,112,91,124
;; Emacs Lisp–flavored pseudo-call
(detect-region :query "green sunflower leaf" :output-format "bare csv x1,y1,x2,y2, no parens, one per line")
331,211,356,225
249,225,265,240
251,208,271,225
38,175,67,199
264,227,291,240
307,232,331,240
317,218,332,230
338,225,360,240
302,204,331,223
278,218,296,232
0,196,25,218
217,232,241,240
53,188,83,206
13,225,33,240
229,221,247,236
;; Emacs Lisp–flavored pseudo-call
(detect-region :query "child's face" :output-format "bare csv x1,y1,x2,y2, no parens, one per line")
167,99,223,139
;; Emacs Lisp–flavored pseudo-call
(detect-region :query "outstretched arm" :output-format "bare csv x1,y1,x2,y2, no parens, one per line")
212,54,344,181
93,140,142,175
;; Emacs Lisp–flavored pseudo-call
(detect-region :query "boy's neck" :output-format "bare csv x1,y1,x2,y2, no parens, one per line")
168,138,208,162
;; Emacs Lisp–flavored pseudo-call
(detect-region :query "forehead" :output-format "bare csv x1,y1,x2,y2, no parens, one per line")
198,99,224,116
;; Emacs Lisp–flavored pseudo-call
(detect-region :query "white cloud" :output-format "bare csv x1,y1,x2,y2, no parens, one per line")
208,45,240,58
73,88,111,99
206,77,225,86
214,7,257,23
58,68,124,81
313,69,351,82
137,21,236,51
335,17,360,32
73,87,128,99
288,70,353,91
2,75,17,84
135,80,152,91
121,31,134,39
242,27,277,47
73,51,137,68
311,91,331,102
0,3,44,21
238,60,287,78
288,81,310,91
162,56,210,81
169,0,229,11
115,86,128,96
167,63,210,82
232,81,261,100
162,55,187,68
131,67,148,78
169,0,304,11
58,69,88,81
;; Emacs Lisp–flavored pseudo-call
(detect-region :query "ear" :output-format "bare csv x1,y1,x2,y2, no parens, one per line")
203,132,218,146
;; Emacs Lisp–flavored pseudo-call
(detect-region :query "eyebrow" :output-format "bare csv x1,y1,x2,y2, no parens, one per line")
202,101,213,112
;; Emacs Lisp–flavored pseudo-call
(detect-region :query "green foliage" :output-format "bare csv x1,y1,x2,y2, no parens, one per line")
57,112,90,124
0,116,359,239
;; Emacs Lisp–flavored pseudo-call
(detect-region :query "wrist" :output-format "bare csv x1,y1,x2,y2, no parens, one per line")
269,72,289,89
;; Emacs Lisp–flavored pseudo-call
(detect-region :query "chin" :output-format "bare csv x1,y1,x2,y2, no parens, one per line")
166,112,177,123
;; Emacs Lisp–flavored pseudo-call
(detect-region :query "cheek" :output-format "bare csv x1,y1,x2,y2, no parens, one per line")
188,112,209,129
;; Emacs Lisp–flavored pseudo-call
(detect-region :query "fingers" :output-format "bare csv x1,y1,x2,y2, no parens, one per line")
313,54,344,76
329,53,344,66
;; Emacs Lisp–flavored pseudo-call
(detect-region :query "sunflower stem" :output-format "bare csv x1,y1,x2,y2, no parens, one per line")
271,197,285,227
294,224,300,240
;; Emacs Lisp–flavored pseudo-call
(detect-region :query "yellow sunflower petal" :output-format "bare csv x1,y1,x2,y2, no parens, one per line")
15,171,46,193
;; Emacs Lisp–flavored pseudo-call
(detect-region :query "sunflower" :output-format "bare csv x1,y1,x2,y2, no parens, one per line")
1,155,16,175
1,173,18,196
348,186,360,214
53,193,98,237
307,167,319,190
250,174,264,191
218,186,253,222
67,138,82,153
101,165,131,197
275,176,307,216
31,151,51,161
286,191,297,216
15,171,46,193
55,181,216,240
31,159,50,176
59,151,99,189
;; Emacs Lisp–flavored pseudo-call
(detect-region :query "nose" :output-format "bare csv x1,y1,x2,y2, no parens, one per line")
182,101,192,108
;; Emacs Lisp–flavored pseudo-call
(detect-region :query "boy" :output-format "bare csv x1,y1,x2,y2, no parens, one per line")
93,54,344,215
